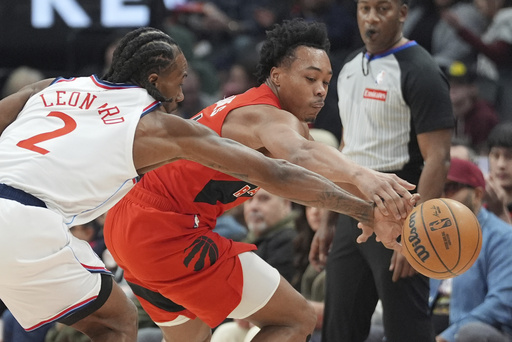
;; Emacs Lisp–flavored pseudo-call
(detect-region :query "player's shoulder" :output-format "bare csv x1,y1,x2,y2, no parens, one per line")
230,102,288,123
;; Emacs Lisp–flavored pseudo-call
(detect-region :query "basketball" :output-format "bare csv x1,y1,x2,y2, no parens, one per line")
402,198,482,279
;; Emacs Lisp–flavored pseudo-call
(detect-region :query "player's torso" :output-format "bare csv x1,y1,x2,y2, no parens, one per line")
0,76,160,225
139,85,281,224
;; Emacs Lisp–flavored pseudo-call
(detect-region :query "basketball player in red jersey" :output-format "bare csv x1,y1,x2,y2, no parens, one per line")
104,20,418,342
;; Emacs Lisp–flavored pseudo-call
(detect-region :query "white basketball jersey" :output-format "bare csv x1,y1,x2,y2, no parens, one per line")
0,75,161,225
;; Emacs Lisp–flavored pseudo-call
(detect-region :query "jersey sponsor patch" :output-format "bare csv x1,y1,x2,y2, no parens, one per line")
363,88,387,101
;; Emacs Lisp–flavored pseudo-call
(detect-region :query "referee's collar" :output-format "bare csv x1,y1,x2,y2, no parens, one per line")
364,40,417,61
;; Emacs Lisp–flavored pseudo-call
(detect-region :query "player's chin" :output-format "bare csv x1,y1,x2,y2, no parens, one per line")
305,112,319,124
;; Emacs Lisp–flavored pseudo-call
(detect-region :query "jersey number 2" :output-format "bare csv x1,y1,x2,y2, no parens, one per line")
17,111,77,155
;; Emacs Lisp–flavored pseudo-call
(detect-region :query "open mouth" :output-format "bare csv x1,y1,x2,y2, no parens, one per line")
365,29,377,39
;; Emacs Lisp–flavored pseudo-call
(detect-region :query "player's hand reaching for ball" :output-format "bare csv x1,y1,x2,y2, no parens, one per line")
355,169,417,220
357,194,420,251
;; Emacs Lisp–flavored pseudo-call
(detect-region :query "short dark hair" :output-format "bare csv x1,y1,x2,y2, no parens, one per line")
487,122,512,149
255,19,330,84
102,27,182,102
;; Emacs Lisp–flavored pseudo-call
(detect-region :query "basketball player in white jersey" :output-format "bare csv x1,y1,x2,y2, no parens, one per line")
0,27,416,341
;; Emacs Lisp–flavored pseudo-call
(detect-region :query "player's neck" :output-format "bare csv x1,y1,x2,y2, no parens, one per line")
265,79,280,100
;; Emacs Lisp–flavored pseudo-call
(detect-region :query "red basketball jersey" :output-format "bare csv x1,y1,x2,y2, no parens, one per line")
137,84,281,227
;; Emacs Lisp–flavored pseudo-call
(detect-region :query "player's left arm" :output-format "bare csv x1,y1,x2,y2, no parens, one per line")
0,78,54,135
232,107,416,220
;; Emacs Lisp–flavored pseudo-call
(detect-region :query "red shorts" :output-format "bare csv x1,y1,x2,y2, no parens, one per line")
104,186,256,327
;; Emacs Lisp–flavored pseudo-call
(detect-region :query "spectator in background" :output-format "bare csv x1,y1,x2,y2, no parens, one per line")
450,138,479,163
243,189,298,283
290,0,359,58
76,30,127,78
293,203,332,342
175,67,216,119
485,122,512,224
161,17,221,97
169,0,291,72
1,66,44,98
213,207,249,242
431,158,512,342
403,0,439,53
448,61,499,154
431,0,486,70
442,0,512,121
403,0,486,70
221,55,259,98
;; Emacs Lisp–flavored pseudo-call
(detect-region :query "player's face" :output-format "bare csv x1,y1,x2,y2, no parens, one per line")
151,52,188,113
357,0,407,54
488,147,512,189
272,46,332,124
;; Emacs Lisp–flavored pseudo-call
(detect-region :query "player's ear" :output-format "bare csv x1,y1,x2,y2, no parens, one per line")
270,67,280,87
148,73,158,86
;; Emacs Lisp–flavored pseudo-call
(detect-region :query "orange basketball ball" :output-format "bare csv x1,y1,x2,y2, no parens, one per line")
402,198,482,279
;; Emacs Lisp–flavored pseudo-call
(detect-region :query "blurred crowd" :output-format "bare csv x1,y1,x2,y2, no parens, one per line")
1,0,511,142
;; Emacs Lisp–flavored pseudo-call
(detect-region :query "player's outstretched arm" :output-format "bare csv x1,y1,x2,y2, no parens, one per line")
134,112,403,248
0,79,54,136
223,106,416,220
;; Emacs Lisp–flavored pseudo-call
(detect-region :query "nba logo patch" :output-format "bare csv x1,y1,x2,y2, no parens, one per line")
194,215,200,228
375,70,386,85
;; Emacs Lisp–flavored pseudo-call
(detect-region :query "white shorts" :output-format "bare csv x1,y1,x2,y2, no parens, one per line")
156,251,281,327
0,199,109,331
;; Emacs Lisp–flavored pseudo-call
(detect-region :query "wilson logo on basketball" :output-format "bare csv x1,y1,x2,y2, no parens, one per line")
363,88,387,101
407,211,431,262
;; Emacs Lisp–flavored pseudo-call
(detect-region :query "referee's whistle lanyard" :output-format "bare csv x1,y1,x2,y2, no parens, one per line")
362,50,374,76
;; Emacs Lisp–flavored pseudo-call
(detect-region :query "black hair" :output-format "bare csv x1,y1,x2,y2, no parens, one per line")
487,122,512,149
102,27,182,102
255,18,330,85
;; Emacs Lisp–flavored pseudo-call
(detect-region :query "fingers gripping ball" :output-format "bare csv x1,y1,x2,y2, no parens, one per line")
402,198,482,279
